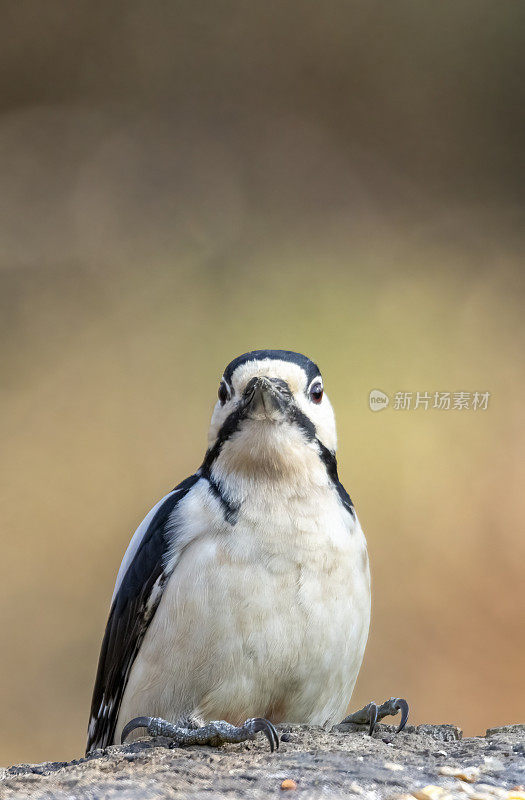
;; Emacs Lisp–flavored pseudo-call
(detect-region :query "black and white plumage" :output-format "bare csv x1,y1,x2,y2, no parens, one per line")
87,350,406,755
87,475,200,751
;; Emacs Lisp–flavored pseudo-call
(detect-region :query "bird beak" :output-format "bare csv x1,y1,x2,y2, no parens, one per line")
243,376,291,418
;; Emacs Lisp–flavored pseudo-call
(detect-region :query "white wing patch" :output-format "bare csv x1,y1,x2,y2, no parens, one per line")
111,489,179,604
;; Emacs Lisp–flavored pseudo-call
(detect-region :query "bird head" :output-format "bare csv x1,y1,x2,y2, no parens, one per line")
203,350,337,484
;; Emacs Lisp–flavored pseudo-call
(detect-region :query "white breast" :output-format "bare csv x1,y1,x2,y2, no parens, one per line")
115,478,371,742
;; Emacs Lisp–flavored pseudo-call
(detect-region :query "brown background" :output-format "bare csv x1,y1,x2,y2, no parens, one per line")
1,0,524,767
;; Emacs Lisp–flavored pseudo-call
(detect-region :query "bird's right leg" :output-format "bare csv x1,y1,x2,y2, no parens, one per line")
121,715,279,752
341,697,409,735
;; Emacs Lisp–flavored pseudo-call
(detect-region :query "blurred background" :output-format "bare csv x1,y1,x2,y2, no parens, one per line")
1,0,524,767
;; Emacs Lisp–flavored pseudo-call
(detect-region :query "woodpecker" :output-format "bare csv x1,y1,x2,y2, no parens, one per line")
87,350,408,754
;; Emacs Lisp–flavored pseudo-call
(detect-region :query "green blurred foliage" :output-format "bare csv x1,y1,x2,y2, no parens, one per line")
0,0,524,766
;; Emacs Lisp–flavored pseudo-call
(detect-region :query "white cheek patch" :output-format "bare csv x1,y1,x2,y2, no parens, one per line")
208,400,228,448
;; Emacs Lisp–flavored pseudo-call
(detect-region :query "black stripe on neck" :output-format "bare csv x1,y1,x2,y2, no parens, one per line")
206,475,240,525
316,440,355,518
288,404,316,441
200,405,246,475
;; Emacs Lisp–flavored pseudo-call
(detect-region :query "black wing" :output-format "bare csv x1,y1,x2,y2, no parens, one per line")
86,474,200,753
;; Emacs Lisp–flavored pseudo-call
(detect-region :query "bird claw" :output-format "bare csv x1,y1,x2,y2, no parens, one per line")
341,696,409,736
121,714,279,752
391,697,409,733
121,716,155,743
248,717,280,752
368,702,378,735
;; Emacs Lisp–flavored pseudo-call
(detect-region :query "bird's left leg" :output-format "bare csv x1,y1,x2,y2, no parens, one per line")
121,715,279,752
340,697,409,735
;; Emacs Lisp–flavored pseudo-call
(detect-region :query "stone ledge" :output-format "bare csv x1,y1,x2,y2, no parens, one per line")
1,724,523,799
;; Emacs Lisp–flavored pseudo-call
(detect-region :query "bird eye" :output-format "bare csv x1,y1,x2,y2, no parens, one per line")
218,381,230,405
309,382,323,404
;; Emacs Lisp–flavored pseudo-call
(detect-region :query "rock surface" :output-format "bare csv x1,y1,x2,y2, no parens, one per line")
1,724,523,799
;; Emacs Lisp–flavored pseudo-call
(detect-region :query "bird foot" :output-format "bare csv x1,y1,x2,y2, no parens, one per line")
340,696,409,735
121,715,279,752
